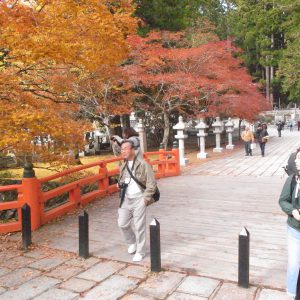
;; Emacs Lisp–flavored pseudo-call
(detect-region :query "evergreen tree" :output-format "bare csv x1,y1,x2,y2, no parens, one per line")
278,0,300,101
228,0,287,105
135,0,227,37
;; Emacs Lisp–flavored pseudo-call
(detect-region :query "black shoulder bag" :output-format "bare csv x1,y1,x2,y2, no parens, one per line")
126,164,160,202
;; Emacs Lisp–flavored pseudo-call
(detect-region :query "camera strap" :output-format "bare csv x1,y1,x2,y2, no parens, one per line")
126,161,146,191
124,156,137,184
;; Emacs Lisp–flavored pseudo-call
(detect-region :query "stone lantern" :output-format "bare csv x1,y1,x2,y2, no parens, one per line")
212,117,223,152
137,119,147,153
225,118,235,150
129,112,137,129
195,118,208,159
173,116,188,166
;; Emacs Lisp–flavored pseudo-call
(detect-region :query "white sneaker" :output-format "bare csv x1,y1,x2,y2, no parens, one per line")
127,244,136,254
132,253,144,262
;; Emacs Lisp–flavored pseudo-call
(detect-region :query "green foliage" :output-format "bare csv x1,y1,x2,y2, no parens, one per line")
228,0,300,103
278,0,300,102
135,0,228,37
229,0,285,71
135,0,194,31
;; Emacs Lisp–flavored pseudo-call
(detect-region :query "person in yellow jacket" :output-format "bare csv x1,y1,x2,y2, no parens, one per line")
241,126,255,156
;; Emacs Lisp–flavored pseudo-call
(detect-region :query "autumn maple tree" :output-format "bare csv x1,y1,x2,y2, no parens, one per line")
0,0,137,164
122,31,270,147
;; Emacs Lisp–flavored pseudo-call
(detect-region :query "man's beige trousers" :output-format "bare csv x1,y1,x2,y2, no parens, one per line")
118,196,146,255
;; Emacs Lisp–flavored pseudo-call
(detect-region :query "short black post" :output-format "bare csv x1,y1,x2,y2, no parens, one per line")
238,227,250,288
79,211,89,258
296,269,300,300
150,218,161,272
22,203,32,250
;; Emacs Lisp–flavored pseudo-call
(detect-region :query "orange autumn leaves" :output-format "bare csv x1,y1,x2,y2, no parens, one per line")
0,0,137,162
1,0,136,70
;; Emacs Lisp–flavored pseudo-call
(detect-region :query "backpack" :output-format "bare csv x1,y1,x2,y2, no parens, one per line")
291,175,297,197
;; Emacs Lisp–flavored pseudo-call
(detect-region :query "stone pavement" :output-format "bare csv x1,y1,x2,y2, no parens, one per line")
1,126,300,299
186,126,300,177
0,246,291,299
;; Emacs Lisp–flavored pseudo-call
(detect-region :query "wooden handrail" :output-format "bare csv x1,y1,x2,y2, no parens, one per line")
0,184,21,192
0,148,180,233
39,157,123,183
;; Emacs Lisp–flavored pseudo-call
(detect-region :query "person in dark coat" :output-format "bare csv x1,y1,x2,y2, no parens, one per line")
255,123,269,157
276,120,284,137
279,149,300,298
284,149,300,176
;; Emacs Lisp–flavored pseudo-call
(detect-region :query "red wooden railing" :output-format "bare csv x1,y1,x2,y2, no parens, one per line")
0,148,180,233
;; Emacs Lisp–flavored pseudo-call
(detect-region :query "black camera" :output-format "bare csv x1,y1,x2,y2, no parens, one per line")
118,182,128,189
119,182,128,207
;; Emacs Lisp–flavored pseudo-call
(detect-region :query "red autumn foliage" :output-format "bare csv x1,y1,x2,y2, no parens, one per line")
123,31,270,121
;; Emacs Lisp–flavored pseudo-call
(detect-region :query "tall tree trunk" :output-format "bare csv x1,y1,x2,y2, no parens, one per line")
238,119,243,140
270,34,274,107
265,65,270,101
121,114,130,129
270,65,274,107
103,116,117,156
162,111,170,150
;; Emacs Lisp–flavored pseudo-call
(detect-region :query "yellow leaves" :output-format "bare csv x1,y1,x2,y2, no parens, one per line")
0,0,137,71
0,0,137,162
0,97,91,160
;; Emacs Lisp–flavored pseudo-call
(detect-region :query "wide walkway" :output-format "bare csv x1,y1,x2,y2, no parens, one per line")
187,126,298,177
1,126,300,299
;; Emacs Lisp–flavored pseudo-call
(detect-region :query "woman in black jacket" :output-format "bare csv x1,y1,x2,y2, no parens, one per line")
256,123,269,157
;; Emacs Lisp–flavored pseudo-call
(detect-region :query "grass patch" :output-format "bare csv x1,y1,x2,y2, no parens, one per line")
0,154,118,180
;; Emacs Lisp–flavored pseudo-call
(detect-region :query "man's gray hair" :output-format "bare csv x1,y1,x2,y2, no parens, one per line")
121,139,135,149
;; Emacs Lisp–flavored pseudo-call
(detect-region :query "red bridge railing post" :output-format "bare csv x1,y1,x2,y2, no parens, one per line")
158,143,166,177
22,164,41,231
99,162,109,194
172,141,180,175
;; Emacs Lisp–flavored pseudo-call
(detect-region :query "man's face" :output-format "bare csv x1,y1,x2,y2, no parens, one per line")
121,142,135,160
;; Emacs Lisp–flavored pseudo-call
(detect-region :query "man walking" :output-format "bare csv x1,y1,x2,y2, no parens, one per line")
276,120,284,137
241,126,255,156
256,123,269,157
117,140,157,262
288,120,294,131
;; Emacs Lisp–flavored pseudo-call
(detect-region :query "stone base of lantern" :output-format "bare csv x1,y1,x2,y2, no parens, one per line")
226,145,235,150
197,152,208,159
213,147,223,153
180,157,189,166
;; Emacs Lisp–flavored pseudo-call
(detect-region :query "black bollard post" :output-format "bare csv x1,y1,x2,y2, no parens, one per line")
22,203,32,250
296,269,300,300
79,211,89,259
238,227,250,288
150,218,161,272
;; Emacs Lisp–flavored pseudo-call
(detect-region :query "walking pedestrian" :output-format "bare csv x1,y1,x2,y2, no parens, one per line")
288,120,294,132
117,140,157,262
284,150,298,176
279,149,300,299
276,120,284,137
241,126,255,156
297,120,300,131
256,123,269,157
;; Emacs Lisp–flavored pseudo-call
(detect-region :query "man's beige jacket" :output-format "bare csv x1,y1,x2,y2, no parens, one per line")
118,157,157,206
